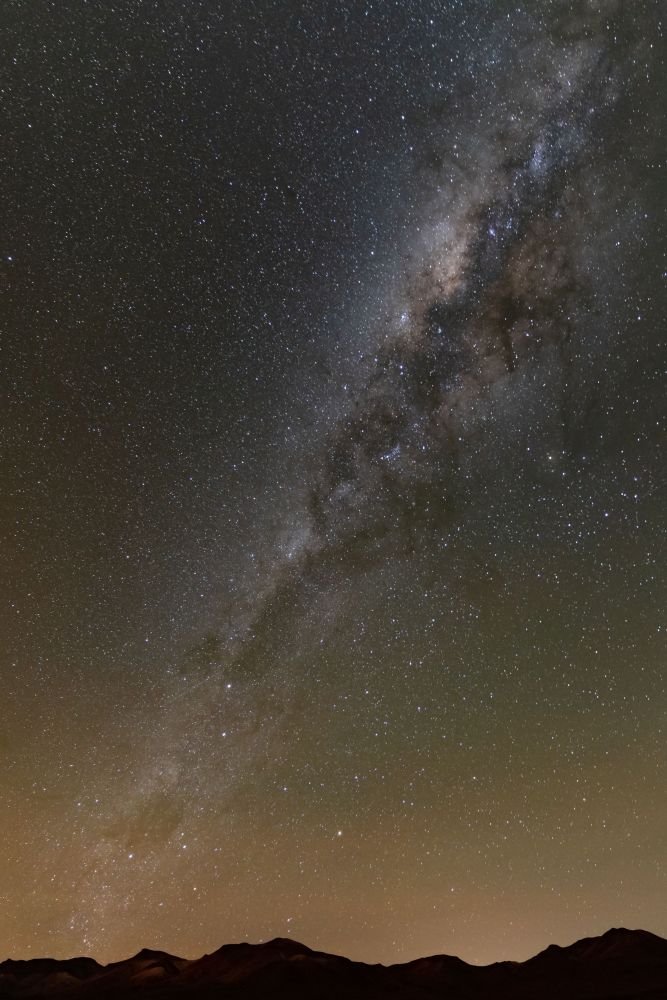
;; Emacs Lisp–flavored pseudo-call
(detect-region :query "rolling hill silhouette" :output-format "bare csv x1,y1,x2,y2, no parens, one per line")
1,928,666,998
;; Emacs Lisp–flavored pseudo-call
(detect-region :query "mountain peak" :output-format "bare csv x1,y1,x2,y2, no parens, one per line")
261,937,314,953
131,948,180,961
531,926,667,966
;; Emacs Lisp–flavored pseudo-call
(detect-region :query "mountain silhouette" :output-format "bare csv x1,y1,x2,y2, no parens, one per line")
1,928,666,998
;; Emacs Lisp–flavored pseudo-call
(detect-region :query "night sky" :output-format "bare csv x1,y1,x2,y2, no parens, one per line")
2,0,666,969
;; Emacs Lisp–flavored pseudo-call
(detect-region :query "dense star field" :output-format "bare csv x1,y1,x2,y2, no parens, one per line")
1,0,665,969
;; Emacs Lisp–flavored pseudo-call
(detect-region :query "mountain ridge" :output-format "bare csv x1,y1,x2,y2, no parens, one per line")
1,928,666,998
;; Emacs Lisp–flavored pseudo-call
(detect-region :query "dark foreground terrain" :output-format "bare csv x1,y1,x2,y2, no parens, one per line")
1,928,666,999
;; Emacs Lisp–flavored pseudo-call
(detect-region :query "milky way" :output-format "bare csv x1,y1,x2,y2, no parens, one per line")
210,0,642,652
